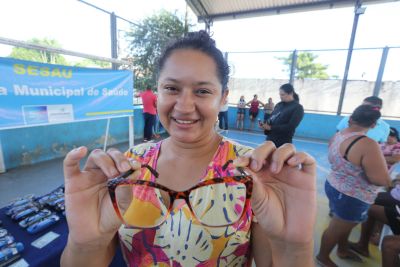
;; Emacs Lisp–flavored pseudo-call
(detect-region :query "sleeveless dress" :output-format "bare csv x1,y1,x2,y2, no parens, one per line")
119,139,253,266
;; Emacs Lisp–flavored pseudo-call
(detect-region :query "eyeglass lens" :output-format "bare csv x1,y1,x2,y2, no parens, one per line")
115,181,247,228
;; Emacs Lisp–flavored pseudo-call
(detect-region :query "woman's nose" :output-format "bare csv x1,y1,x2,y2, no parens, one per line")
175,90,195,112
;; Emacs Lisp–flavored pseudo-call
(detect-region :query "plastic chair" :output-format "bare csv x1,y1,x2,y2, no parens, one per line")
389,162,400,181
379,224,393,250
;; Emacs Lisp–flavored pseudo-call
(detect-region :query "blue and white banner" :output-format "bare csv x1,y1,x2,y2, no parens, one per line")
0,57,134,129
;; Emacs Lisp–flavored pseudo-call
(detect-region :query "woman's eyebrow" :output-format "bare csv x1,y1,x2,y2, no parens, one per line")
162,77,179,83
161,77,216,86
195,81,216,86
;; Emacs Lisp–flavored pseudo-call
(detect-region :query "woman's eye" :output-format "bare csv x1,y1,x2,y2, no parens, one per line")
196,89,211,95
164,86,178,93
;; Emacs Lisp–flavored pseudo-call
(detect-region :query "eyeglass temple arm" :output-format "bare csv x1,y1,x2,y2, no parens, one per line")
116,164,159,180
222,160,246,175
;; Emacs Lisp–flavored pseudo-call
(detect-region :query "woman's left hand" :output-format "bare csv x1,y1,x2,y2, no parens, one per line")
233,141,316,245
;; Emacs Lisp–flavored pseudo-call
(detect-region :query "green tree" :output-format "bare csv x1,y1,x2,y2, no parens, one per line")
73,59,111,68
9,38,67,65
278,52,330,79
125,9,189,90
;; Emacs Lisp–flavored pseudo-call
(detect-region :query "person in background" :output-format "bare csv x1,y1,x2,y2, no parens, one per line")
336,96,390,143
347,186,400,258
263,97,275,123
236,95,246,130
61,30,317,267
246,94,263,131
347,162,400,258
364,127,400,244
135,85,157,142
381,127,400,170
381,235,400,267
316,105,391,267
259,84,304,148
152,92,162,139
218,97,229,131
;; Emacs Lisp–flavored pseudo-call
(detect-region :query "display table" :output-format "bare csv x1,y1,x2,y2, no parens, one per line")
0,208,125,266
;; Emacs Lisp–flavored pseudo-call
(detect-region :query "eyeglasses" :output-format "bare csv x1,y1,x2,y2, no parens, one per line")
107,160,253,228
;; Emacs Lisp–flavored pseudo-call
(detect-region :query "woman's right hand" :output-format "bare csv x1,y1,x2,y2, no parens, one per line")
63,146,141,249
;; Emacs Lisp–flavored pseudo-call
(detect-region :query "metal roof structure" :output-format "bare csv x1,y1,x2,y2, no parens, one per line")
184,0,399,115
185,0,396,22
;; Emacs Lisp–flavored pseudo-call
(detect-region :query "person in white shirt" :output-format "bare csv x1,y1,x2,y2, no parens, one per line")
218,97,229,130
236,95,246,130
336,96,390,143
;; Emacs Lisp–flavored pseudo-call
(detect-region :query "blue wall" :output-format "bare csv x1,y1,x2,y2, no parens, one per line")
0,107,147,169
1,106,399,170
227,106,400,141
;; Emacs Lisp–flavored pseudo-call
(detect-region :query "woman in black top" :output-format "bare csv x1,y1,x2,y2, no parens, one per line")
259,83,304,147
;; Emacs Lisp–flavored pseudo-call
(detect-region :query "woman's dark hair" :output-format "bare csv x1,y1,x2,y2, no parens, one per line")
280,83,299,102
363,96,383,109
157,30,230,91
389,127,400,142
350,105,381,128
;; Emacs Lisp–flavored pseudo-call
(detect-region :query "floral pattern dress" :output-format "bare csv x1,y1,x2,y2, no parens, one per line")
119,139,253,267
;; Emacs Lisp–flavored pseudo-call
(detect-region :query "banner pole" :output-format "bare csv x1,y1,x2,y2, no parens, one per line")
0,137,5,173
129,115,134,148
103,118,111,151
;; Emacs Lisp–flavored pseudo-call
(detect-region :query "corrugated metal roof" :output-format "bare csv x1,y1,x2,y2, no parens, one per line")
186,0,396,22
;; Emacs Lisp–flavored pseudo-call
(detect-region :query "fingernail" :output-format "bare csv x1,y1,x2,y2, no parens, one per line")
270,162,277,173
290,156,299,164
251,160,258,170
122,161,131,170
73,146,83,152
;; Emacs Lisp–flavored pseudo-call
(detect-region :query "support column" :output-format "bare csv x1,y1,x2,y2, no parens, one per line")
0,138,5,173
110,12,118,70
373,46,389,97
289,50,297,84
337,0,365,115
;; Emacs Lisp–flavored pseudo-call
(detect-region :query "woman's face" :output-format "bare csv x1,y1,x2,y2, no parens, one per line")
157,49,227,143
279,89,292,102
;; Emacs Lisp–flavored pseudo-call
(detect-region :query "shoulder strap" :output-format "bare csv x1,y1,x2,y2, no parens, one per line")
343,135,367,161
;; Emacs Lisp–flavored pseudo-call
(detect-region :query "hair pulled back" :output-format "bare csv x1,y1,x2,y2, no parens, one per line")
350,105,381,128
280,83,299,102
157,30,230,91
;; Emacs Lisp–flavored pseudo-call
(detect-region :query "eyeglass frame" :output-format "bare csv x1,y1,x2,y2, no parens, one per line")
107,160,253,228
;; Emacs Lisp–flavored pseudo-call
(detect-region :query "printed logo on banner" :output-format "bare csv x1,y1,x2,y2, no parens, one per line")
22,106,49,125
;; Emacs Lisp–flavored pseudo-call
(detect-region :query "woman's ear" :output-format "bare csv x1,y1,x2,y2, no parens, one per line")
348,117,353,127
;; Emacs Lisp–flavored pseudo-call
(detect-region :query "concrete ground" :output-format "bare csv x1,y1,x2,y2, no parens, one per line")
0,130,382,266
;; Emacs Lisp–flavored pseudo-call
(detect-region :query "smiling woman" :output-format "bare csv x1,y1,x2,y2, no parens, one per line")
61,31,317,267
157,49,226,143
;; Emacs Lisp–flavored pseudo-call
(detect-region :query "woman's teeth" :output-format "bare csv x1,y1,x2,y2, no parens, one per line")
175,119,196,124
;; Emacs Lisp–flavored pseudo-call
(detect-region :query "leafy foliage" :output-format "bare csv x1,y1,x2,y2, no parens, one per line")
9,38,68,65
125,10,188,90
9,38,112,68
278,52,330,79
73,59,111,68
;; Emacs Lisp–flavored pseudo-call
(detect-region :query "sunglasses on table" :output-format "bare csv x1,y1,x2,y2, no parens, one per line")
107,160,253,228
